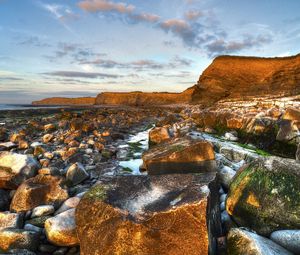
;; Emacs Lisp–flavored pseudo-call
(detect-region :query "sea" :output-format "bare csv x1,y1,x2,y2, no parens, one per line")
0,104,62,111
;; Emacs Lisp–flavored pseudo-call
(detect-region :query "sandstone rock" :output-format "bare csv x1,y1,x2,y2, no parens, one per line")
31,205,55,218
0,212,23,230
142,137,216,175
10,175,68,212
276,120,299,142
44,124,56,132
270,230,300,254
0,229,39,252
226,157,300,235
76,174,221,255
0,128,8,142
227,228,292,255
282,107,300,122
149,127,171,146
66,163,89,186
42,134,54,144
18,140,29,150
0,152,40,189
45,209,78,246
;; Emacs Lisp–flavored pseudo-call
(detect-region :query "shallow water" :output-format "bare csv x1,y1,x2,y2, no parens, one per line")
118,127,152,175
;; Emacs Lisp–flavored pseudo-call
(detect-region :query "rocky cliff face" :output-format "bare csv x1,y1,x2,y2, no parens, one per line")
95,86,197,106
32,97,95,105
192,54,300,105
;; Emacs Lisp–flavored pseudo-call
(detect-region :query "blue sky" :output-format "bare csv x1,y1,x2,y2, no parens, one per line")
0,0,300,103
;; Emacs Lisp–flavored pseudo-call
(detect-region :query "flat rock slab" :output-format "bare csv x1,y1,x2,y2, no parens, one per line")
142,137,216,175
76,173,220,255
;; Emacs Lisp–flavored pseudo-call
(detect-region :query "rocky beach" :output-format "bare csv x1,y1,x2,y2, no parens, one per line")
0,54,299,254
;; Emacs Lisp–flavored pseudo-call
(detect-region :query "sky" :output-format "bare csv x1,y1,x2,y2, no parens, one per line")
0,0,300,103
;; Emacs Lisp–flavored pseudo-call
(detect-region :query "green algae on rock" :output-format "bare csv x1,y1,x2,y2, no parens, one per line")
226,157,300,235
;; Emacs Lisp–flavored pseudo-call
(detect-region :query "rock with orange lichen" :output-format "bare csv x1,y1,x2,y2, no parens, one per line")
10,175,68,212
226,157,300,235
76,174,220,255
142,137,216,175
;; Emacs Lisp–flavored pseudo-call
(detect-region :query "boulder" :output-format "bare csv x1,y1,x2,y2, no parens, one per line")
227,228,292,255
149,127,171,146
0,152,40,189
66,163,89,186
0,212,23,230
270,230,300,254
76,174,221,255
142,137,216,175
45,209,78,246
296,143,300,161
10,175,68,212
226,157,300,235
0,229,39,252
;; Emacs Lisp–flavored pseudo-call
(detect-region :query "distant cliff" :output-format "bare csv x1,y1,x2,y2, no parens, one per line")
32,54,300,106
95,86,198,106
192,54,300,104
32,97,95,105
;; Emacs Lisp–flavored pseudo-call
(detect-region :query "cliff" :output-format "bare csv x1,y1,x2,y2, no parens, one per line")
95,86,198,106
192,54,300,104
32,97,95,105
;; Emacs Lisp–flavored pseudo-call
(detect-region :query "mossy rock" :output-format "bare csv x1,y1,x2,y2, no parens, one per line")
226,157,300,235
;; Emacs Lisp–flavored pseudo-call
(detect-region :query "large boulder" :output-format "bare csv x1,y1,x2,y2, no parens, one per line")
226,157,300,235
0,152,40,189
76,174,221,255
10,175,69,212
142,137,216,175
45,208,78,246
227,228,292,255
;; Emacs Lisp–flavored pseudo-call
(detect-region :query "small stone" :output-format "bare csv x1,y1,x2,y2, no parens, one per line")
43,134,54,144
217,166,236,189
227,228,292,255
224,132,238,141
31,205,55,218
0,189,10,211
24,224,43,233
270,230,300,254
0,229,40,252
45,209,79,246
0,212,23,230
39,244,57,253
66,163,89,186
55,197,80,215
